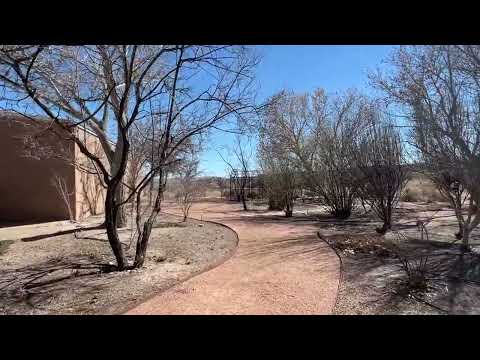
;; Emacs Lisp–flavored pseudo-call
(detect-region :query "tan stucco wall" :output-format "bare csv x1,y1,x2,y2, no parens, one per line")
73,128,107,221
0,115,76,222
0,113,132,223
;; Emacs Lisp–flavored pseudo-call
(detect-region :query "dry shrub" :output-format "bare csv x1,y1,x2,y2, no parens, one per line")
398,255,430,293
0,240,14,256
326,234,399,258
394,254,448,306
401,176,446,203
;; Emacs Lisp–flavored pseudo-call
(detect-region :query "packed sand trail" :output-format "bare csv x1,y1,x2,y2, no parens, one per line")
126,199,340,315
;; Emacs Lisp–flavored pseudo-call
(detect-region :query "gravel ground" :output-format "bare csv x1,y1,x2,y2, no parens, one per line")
329,234,480,315
0,212,237,315
127,200,340,315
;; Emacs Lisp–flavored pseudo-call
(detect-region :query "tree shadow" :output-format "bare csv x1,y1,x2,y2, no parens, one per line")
352,243,480,314
21,224,105,242
0,255,115,313
239,234,338,273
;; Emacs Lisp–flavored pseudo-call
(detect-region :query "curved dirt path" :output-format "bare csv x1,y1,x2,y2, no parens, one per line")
126,200,340,315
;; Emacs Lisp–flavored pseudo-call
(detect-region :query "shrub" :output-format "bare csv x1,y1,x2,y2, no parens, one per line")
401,176,447,203
0,240,14,256
398,255,430,294
326,234,398,258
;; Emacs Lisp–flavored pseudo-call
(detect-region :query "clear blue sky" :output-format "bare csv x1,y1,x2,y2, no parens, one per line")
199,45,398,177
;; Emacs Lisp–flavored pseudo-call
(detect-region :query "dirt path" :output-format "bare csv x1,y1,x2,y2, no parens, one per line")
126,200,340,315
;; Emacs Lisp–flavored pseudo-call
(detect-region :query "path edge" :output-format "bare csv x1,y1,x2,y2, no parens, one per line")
317,231,344,314
120,211,240,315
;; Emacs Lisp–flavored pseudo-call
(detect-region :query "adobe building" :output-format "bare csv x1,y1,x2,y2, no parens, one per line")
0,112,106,224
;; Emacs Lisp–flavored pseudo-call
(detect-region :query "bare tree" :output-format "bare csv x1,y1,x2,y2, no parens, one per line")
125,123,150,202
259,154,298,217
258,112,299,216
261,89,370,218
213,176,228,198
425,168,468,239
0,45,260,270
51,173,75,221
175,152,201,221
350,117,407,234
218,135,253,211
372,45,480,250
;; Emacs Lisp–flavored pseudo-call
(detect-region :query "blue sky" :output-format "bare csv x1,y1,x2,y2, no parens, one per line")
0,45,397,176
199,45,398,177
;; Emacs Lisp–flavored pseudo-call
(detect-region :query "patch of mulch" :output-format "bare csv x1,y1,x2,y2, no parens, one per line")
0,213,237,315
326,233,480,315
324,233,399,258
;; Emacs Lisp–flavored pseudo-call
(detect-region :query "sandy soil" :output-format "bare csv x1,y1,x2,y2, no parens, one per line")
0,212,237,315
125,199,480,315
126,199,340,315
316,202,480,315
3,196,474,315
332,237,480,315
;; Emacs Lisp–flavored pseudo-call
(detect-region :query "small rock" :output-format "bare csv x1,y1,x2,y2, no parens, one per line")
471,246,480,255
198,223,204,227
176,257,191,265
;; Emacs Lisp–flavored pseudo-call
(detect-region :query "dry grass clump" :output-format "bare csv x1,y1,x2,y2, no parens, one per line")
401,175,446,203
0,240,14,256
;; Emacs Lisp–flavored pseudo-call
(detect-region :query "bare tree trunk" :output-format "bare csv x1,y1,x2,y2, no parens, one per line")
133,219,154,268
377,217,392,234
456,222,464,240
461,226,471,252
285,202,293,217
454,208,465,240
149,177,154,206
115,184,127,227
111,132,127,228
381,200,393,234
104,187,128,270
133,188,162,268
241,191,248,211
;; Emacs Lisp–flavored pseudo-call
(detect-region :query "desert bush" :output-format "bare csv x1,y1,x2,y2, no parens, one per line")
261,89,371,219
258,153,299,216
267,196,285,211
373,45,480,251
326,234,398,258
175,153,202,222
213,177,228,198
351,119,407,234
401,175,447,203
219,136,253,211
398,255,430,294
0,240,14,256
400,188,415,202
